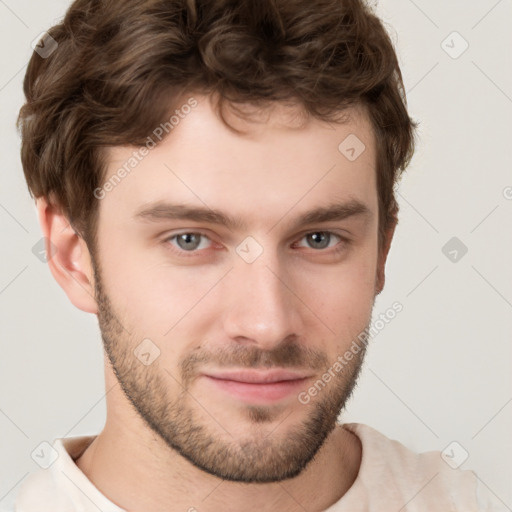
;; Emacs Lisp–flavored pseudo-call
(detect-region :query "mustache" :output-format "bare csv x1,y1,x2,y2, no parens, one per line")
180,342,329,385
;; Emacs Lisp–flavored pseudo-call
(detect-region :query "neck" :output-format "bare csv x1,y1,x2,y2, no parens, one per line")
75,420,361,512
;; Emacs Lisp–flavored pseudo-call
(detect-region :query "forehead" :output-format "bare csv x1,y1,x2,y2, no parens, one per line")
100,96,378,229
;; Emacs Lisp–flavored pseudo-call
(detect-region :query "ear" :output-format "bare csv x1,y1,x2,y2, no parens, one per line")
375,208,398,296
36,197,98,314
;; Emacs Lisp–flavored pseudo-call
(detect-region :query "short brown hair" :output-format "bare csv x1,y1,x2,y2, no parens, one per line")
18,0,417,254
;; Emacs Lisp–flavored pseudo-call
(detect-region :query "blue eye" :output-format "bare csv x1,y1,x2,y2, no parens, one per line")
163,230,348,256
166,232,212,252
295,231,343,250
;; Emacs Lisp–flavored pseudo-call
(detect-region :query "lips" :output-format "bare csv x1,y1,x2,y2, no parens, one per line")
199,368,314,403
203,369,312,384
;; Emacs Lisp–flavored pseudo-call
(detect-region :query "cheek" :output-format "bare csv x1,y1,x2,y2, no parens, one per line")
317,279,374,325
117,272,210,338
97,235,210,336
299,249,378,338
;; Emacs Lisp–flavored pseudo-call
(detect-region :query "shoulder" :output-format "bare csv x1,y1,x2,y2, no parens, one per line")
13,466,72,512
13,436,99,512
341,423,505,511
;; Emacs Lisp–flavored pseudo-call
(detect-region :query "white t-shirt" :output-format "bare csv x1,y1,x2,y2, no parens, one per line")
11,422,508,511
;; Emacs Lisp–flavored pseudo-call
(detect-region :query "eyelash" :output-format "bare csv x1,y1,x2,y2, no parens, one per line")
162,230,350,258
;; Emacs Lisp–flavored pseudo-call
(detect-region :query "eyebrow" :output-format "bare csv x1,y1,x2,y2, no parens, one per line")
133,198,372,232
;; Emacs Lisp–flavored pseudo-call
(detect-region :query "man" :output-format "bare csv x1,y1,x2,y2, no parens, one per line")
12,0,505,510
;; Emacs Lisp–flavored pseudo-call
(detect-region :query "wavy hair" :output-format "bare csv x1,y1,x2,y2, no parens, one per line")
18,0,418,253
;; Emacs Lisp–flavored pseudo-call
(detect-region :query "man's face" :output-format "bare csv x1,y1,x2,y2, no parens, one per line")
91,96,381,483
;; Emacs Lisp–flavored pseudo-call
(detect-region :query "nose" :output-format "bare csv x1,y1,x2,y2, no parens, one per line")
222,252,304,351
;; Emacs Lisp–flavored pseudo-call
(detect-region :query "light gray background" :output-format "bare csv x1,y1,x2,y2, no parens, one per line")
1,0,511,510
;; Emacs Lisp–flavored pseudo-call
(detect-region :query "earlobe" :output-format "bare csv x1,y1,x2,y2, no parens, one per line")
36,197,98,314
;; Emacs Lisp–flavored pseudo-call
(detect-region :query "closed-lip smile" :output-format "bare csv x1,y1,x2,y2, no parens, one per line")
200,369,315,403
202,369,313,384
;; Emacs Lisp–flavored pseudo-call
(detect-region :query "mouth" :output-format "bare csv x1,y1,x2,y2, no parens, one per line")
201,369,313,403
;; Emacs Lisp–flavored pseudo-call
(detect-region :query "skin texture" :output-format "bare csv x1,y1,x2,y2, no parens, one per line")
37,95,397,512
